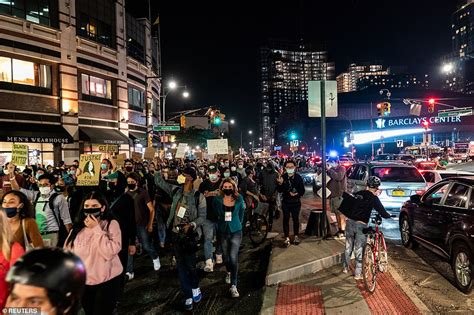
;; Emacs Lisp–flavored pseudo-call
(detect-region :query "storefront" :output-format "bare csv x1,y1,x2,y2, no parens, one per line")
79,127,130,155
0,122,73,167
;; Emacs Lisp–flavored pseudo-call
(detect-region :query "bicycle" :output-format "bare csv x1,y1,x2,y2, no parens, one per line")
361,213,394,293
244,197,269,246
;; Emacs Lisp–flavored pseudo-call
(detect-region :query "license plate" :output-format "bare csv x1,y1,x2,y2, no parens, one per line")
392,190,405,197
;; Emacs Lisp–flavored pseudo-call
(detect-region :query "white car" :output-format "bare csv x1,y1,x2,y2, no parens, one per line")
420,170,474,187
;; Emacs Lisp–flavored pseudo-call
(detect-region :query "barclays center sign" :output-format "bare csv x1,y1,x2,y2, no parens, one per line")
376,116,461,129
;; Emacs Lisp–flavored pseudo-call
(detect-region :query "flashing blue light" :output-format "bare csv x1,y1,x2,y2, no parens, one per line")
329,150,338,158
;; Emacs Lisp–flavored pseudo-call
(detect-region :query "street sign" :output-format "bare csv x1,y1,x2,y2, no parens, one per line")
154,124,180,132
396,140,404,148
438,107,472,118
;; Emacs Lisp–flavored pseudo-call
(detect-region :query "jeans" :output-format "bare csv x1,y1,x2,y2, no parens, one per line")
343,219,368,276
221,230,242,286
156,211,167,245
127,225,159,273
282,203,300,238
82,275,121,315
202,219,222,261
174,234,199,299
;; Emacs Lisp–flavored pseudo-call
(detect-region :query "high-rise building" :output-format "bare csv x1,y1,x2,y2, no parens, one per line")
336,63,387,93
260,40,335,150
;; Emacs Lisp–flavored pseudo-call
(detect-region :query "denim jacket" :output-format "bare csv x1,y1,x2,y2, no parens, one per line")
154,173,206,229
213,194,245,234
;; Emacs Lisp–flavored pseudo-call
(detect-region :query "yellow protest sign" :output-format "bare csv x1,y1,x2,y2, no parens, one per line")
11,143,28,166
76,154,102,186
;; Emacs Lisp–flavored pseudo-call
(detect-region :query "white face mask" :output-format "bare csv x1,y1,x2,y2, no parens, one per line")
3,169,9,175
231,166,236,171
39,186,51,195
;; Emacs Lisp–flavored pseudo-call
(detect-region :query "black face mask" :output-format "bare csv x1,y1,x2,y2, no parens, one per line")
55,186,65,192
223,189,233,196
84,207,101,218
127,183,137,190
125,166,134,172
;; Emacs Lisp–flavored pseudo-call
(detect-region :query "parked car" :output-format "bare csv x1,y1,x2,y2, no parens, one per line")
339,156,356,169
346,162,427,212
420,170,474,187
399,177,474,293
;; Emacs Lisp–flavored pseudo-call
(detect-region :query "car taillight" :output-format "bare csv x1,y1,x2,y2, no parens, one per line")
415,190,425,195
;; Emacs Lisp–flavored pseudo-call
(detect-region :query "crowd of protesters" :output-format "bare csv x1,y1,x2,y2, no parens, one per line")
0,154,315,314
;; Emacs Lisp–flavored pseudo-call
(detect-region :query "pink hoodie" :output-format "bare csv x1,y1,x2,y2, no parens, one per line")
66,220,122,285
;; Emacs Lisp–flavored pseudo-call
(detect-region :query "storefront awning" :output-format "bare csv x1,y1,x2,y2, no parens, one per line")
0,123,73,144
80,127,130,145
129,131,146,144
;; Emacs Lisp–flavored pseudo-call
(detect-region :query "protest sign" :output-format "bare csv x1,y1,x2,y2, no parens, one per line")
175,143,188,159
76,154,102,186
11,143,28,166
207,139,228,155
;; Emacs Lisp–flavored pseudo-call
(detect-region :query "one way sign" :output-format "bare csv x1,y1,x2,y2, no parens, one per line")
396,140,404,148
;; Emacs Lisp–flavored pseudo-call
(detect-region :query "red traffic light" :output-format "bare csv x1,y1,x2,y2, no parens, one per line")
422,120,429,128
377,103,383,109
428,98,435,105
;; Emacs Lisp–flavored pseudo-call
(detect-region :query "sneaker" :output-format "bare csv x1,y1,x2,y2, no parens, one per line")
125,272,134,281
171,256,177,267
230,285,240,298
342,267,348,274
184,298,193,311
284,237,291,247
204,259,214,272
159,242,165,248
192,288,202,303
225,272,231,284
215,254,223,264
293,236,301,245
354,274,363,281
153,257,161,271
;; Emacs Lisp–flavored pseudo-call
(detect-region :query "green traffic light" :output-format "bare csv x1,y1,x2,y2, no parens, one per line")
290,133,297,140
214,117,221,125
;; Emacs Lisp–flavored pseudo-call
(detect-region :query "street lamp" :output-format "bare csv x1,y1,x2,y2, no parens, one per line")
168,81,177,89
442,62,454,73
230,119,235,125
161,80,189,123
248,130,253,135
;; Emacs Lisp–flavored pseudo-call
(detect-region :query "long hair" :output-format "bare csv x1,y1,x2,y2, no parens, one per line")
0,210,13,260
66,191,115,248
219,178,239,200
1,190,34,219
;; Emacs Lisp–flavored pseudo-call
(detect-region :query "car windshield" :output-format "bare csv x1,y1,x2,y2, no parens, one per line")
374,155,394,161
371,167,425,182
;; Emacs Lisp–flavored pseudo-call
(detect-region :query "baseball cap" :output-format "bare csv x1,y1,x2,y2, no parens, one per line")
208,163,218,173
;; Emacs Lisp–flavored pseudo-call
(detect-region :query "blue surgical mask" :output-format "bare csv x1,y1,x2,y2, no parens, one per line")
101,163,108,170
223,172,231,178
209,174,218,181
286,168,295,174
3,207,18,218
36,173,43,180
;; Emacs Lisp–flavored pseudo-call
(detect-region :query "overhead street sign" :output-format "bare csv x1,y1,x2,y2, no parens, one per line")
396,140,404,148
438,107,472,118
154,124,180,132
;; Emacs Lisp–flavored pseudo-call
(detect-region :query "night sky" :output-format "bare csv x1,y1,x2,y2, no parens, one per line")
129,0,460,139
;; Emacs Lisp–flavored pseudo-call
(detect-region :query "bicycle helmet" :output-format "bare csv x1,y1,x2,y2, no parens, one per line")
7,248,86,315
367,176,382,188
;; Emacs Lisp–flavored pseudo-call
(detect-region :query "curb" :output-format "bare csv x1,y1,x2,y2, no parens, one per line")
260,285,278,315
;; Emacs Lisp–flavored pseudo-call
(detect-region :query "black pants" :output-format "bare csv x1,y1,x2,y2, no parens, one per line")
282,203,300,238
173,234,199,299
82,275,122,315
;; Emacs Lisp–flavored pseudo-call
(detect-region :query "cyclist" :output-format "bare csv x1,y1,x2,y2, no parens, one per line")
342,176,391,280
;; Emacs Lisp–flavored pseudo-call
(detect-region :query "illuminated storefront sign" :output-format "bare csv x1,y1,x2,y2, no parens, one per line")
376,116,461,129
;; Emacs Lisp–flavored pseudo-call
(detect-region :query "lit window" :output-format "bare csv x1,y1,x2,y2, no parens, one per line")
12,59,35,85
0,56,51,88
81,74,112,99
0,57,12,83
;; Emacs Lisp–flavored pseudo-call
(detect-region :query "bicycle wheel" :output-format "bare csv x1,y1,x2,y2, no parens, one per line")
249,214,268,246
362,243,377,293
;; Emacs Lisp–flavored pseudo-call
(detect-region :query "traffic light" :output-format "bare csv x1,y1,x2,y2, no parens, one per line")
180,114,186,128
290,132,297,140
377,103,383,117
213,116,221,125
422,120,429,130
428,98,435,113
383,102,391,116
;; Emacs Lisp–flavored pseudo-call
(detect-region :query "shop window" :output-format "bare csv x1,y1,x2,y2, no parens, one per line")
0,56,51,92
81,73,112,101
128,87,144,111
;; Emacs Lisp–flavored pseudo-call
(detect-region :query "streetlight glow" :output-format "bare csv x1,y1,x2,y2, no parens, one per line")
168,81,177,89
182,91,190,98
230,119,235,124
442,63,454,73
248,130,253,135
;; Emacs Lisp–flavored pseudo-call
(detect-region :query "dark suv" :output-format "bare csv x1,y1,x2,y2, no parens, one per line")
399,177,474,293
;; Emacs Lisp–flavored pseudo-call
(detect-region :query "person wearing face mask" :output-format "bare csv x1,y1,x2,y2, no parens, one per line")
212,178,245,298
57,175,83,225
98,159,126,204
2,190,43,249
258,162,280,231
6,248,86,315
198,163,223,271
125,172,160,280
0,209,25,309
276,160,305,247
235,160,246,179
64,191,122,315
144,163,157,200
155,167,206,311
11,173,72,247
123,159,135,175
0,162,26,194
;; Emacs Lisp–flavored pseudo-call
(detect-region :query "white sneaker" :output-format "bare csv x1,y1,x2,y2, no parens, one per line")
342,267,348,274
284,237,291,247
230,285,240,298
215,254,223,264
126,272,134,281
204,259,214,272
225,272,231,284
153,257,161,271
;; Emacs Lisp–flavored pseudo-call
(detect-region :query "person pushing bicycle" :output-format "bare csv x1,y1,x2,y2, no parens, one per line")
341,176,391,280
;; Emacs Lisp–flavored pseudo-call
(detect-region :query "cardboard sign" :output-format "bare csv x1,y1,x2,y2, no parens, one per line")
76,154,102,186
144,147,156,160
96,144,118,153
175,143,188,159
207,139,229,155
132,151,143,162
112,153,126,169
11,143,28,166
